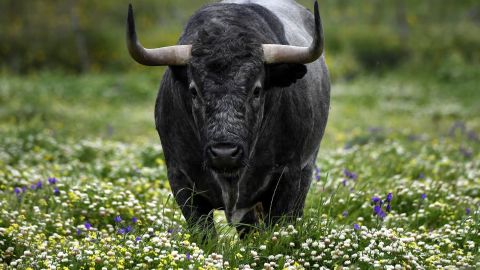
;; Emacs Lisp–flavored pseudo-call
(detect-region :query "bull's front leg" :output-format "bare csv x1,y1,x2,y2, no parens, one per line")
168,169,216,240
234,208,259,239
262,164,313,226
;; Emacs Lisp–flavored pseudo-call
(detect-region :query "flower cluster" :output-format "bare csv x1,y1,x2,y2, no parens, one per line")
371,192,392,220
0,130,478,269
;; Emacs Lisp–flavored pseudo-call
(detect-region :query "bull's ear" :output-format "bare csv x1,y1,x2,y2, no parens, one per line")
266,63,307,88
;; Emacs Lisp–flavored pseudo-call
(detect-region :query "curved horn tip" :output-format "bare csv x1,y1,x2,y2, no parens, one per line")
127,3,137,45
313,1,320,26
127,4,134,28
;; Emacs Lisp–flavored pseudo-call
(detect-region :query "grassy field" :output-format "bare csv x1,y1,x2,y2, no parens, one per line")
0,69,479,269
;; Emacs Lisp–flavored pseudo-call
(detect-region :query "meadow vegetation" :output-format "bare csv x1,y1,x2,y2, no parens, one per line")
1,0,479,269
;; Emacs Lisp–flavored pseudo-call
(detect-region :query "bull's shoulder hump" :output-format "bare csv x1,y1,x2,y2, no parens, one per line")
220,0,313,46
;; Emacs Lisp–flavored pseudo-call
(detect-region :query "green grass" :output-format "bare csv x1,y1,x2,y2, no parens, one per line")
0,69,479,269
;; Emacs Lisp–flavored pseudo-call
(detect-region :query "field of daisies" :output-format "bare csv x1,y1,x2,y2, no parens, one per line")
0,70,479,269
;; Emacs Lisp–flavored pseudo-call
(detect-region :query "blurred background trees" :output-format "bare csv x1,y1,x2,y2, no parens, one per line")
0,0,479,79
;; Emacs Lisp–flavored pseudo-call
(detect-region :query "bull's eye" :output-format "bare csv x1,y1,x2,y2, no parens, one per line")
189,85,198,99
253,86,262,98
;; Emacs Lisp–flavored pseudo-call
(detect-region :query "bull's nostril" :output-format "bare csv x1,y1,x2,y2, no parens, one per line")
208,147,218,158
231,146,241,158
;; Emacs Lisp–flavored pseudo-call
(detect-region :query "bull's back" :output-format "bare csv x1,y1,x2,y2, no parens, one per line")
221,0,313,47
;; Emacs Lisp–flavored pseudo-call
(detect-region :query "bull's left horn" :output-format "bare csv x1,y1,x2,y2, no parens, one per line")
262,0,324,64
127,4,191,66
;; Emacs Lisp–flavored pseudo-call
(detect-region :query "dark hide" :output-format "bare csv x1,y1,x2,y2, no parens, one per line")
155,3,330,237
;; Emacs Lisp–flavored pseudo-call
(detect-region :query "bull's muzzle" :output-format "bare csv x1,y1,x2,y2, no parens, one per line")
207,143,244,172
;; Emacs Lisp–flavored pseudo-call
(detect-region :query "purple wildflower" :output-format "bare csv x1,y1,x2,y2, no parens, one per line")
132,217,138,223
22,186,27,192
118,228,126,234
460,147,473,159
342,179,347,186
342,211,348,217
186,252,191,260
14,187,21,195
114,215,122,223
48,177,57,185
466,208,471,215
53,187,60,196
135,236,141,242
84,222,92,230
353,223,360,230
418,173,425,179
343,169,358,180
467,130,479,142
125,225,132,233
167,228,173,234
372,196,382,205
386,203,391,212
36,181,42,189
77,228,82,235
386,192,393,203
374,205,386,219
421,193,427,200
314,166,321,181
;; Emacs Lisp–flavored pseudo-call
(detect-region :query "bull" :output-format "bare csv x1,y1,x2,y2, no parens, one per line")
126,0,330,237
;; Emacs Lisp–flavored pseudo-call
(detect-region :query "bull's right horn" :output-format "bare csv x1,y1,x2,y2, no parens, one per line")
126,4,192,66
262,0,324,64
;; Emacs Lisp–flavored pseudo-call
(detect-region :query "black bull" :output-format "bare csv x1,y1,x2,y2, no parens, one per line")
127,0,330,236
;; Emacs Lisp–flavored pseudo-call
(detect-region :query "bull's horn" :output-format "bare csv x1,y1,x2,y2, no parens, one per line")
127,4,191,66
262,0,324,64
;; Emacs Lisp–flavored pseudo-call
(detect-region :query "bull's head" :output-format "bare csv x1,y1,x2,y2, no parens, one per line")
126,2,323,176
